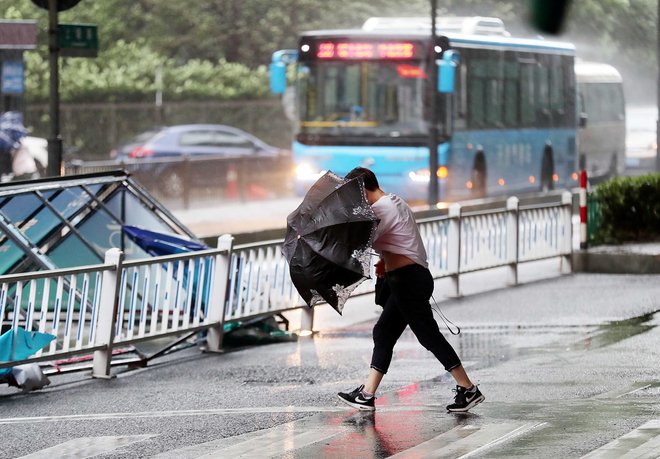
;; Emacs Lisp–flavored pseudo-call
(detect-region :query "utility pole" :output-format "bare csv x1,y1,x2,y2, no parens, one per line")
657,0,660,172
428,0,439,206
47,0,62,177
32,0,83,176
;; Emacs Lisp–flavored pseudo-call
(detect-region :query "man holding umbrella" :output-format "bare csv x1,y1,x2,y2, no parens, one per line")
337,167,484,413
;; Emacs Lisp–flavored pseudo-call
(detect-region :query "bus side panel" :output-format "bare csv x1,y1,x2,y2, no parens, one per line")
447,128,576,199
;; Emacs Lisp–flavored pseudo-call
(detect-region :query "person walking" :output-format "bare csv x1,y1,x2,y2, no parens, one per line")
337,167,484,413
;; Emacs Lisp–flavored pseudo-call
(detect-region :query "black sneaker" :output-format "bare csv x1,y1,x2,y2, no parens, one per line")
338,384,376,411
446,385,485,412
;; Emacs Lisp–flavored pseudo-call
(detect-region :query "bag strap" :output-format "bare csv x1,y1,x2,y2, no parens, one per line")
431,294,461,335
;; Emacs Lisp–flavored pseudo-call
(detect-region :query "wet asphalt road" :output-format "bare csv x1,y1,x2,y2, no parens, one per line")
1,266,659,458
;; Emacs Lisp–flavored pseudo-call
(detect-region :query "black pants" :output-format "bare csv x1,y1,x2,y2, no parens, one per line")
370,264,461,374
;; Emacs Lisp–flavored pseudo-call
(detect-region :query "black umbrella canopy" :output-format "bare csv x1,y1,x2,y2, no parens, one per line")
283,171,378,314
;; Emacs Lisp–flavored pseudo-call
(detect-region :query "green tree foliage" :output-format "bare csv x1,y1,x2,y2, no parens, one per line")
2,0,658,102
592,173,660,243
23,39,268,102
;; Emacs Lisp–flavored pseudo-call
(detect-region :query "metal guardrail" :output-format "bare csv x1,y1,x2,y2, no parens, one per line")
1,192,572,379
64,154,293,208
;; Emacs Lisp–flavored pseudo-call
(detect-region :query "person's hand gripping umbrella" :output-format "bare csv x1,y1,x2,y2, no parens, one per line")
282,171,379,314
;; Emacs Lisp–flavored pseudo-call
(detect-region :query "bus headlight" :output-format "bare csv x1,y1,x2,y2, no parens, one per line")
409,169,430,182
295,162,326,181
409,167,448,182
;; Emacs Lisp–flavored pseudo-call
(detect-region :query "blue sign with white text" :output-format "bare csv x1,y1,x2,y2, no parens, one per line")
1,61,25,94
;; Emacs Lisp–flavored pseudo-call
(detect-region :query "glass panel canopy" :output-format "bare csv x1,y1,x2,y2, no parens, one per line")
0,171,199,275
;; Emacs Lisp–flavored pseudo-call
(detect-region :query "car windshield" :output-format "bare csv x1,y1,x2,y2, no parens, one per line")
125,128,165,146
297,60,430,137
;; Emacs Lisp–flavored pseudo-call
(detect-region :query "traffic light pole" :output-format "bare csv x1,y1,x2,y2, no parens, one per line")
47,0,62,177
428,0,439,206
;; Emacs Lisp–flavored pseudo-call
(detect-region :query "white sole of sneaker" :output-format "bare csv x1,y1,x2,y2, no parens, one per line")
447,394,485,413
337,395,376,411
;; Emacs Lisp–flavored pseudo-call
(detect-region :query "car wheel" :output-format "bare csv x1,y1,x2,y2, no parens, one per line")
160,169,185,198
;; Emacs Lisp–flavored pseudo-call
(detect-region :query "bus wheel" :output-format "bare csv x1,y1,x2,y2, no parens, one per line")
540,147,555,192
471,152,487,198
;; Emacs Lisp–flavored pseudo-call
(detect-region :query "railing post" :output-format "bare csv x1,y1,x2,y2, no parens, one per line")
92,248,124,379
561,191,573,274
506,196,519,286
447,203,462,297
205,234,234,353
300,306,314,335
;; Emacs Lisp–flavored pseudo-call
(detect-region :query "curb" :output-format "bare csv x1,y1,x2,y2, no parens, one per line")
572,251,660,274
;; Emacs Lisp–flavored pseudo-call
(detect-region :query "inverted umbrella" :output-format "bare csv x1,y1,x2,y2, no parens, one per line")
122,225,207,257
283,171,379,314
122,226,212,314
0,327,56,376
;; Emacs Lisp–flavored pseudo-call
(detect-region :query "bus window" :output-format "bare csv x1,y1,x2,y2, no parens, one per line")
520,60,537,126
550,57,565,116
503,58,519,127
467,52,507,129
454,61,467,130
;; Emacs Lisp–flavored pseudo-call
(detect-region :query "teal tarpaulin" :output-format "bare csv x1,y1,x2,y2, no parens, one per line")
0,328,55,376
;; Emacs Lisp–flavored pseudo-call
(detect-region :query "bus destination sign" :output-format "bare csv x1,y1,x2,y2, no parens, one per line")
315,41,417,60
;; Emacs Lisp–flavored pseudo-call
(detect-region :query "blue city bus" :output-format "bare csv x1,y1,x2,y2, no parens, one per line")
270,19,578,202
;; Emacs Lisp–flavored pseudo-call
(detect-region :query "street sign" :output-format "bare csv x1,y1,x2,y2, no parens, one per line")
58,23,98,57
1,61,25,94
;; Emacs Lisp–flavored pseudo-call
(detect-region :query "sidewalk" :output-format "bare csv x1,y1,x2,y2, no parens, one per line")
573,242,660,274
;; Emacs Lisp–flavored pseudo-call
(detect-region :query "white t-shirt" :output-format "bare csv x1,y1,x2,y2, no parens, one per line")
371,194,428,269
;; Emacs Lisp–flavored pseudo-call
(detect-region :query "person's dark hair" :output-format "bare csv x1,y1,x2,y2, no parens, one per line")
345,167,379,191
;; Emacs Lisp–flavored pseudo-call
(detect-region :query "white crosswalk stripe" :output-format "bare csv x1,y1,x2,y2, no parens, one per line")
153,422,348,459
16,435,155,459
389,422,546,459
581,419,660,459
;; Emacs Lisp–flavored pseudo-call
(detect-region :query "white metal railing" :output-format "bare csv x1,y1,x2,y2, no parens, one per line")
1,193,572,379
0,263,114,363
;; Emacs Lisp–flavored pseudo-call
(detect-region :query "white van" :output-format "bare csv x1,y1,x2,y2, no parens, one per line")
575,60,626,178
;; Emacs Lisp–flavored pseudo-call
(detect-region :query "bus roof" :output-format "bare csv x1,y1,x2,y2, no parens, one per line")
575,60,622,83
362,16,511,36
299,29,575,54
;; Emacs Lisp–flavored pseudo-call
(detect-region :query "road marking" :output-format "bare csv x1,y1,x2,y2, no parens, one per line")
0,404,474,425
153,421,347,459
16,435,155,459
615,383,653,399
390,422,546,459
0,406,348,425
581,419,660,458
592,381,656,400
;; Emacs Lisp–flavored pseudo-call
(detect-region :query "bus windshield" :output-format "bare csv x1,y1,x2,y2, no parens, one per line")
297,60,432,138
